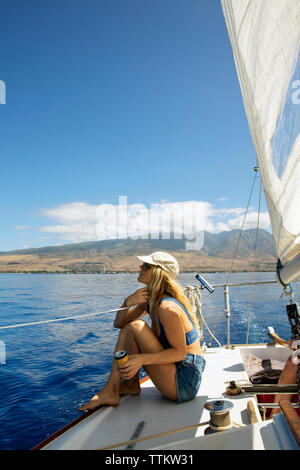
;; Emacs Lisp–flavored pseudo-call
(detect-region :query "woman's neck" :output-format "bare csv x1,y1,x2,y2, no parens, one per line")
149,292,170,303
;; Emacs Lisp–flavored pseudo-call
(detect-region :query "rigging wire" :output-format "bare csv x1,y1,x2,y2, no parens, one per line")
226,168,259,285
0,286,224,350
246,176,262,345
294,281,300,301
208,168,259,347
0,305,132,330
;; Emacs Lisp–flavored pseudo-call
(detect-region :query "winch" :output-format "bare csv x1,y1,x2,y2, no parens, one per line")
204,399,233,434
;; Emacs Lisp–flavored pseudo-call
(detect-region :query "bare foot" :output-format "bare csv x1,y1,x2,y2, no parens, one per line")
119,379,141,396
78,388,120,412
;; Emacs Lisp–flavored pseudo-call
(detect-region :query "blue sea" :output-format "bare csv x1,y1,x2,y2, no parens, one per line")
0,272,297,450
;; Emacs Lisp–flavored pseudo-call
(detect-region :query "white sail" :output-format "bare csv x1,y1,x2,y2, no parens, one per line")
221,0,300,284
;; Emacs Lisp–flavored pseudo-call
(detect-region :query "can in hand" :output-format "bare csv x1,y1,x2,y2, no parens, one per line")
114,350,129,365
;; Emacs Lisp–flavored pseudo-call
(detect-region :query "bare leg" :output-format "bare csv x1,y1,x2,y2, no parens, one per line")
119,325,142,396
126,320,178,402
78,324,130,411
270,357,298,418
79,319,178,411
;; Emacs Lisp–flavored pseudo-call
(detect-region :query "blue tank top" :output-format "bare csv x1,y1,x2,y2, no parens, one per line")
146,297,199,349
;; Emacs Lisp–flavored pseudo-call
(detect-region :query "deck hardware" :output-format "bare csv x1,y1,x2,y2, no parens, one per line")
194,278,277,350
258,403,299,408
226,381,241,396
204,399,233,434
224,285,231,348
125,421,146,450
240,384,298,395
195,274,215,293
286,303,300,340
267,327,289,347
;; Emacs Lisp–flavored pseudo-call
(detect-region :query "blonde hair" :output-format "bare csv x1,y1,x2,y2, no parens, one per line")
148,266,199,332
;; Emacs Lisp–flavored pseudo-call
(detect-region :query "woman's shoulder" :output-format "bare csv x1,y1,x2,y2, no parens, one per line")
158,297,183,319
159,296,183,308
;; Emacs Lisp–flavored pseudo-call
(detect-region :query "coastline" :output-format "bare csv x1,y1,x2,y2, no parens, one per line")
0,267,276,274
0,229,276,275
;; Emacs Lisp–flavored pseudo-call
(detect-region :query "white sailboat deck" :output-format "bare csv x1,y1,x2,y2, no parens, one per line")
42,344,298,450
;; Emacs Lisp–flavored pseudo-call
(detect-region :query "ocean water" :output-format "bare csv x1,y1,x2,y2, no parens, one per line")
0,272,297,450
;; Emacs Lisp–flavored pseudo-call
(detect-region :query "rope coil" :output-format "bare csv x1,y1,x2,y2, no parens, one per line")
184,285,222,348
184,285,203,340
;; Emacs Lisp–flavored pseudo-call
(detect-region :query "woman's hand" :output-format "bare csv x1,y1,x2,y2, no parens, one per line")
125,288,149,307
114,289,149,329
288,339,297,350
117,354,144,380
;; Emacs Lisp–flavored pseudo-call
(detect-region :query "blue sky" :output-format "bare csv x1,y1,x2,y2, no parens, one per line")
0,0,270,251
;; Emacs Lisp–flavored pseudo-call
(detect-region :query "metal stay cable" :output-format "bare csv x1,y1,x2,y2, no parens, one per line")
208,168,259,347
0,305,133,330
226,167,259,285
246,177,262,345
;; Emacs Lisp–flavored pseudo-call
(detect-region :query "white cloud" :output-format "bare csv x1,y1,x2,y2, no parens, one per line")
42,202,99,223
211,209,270,232
38,199,271,244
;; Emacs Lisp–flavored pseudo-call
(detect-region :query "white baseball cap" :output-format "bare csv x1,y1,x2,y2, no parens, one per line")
137,251,180,279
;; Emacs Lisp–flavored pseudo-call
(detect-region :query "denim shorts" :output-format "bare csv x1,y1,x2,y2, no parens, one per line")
175,354,206,404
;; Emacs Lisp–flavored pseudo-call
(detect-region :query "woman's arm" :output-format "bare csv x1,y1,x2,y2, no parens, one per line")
113,288,149,329
118,303,187,379
142,304,187,365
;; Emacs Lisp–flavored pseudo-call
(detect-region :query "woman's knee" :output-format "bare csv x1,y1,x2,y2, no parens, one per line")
127,319,147,334
285,356,298,374
120,323,130,334
119,320,146,339
279,356,298,384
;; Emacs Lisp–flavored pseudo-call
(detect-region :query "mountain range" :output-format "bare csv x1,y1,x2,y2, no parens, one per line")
0,229,277,273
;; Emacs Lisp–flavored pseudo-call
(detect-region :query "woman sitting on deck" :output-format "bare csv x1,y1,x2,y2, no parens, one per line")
79,251,206,411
